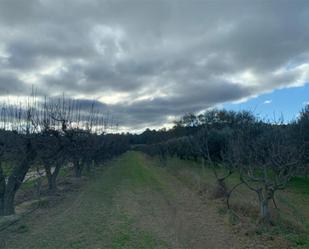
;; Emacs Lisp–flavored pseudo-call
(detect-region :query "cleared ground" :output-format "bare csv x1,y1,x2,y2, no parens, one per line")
0,152,297,248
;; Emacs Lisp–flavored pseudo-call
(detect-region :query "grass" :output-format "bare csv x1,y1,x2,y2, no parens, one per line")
288,177,309,195
1,152,170,249
1,161,14,175
2,152,308,248
157,156,309,248
58,166,72,177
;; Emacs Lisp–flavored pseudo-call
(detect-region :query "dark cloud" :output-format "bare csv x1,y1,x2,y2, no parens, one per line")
0,0,309,130
0,73,29,95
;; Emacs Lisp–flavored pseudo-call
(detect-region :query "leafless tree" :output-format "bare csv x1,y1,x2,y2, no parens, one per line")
234,124,303,223
0,100,37,215
194,126,234,198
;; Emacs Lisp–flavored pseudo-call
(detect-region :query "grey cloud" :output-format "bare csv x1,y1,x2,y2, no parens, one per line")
106,81,252,129
0,73,29,95
0,0,308,129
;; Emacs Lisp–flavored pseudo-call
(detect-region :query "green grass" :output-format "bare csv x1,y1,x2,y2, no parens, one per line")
1,161,13,176
58,166,71,177
1,152,170,249
111,214,168,249
288,177,309,195
116,153,163,189
20,178,36,190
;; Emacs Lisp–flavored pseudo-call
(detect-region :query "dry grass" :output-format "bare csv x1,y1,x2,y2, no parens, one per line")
159,156,309,248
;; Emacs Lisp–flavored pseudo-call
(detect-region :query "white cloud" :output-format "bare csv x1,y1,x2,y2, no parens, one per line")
303,101,309,106
263,100,272,104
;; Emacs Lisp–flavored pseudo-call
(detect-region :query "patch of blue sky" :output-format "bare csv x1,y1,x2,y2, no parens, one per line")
223,83,309,123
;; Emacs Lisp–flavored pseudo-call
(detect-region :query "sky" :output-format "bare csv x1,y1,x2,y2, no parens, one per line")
0,0,308,132
224,83,309,123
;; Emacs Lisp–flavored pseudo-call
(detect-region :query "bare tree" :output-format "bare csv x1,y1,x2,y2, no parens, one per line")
235,124,302,223
194,126,233,198
0,101,37,215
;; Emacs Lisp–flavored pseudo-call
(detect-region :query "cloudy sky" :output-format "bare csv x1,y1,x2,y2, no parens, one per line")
0,0,308,131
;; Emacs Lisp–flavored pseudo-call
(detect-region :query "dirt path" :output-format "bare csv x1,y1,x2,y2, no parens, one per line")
0,152,285,248
117,154,268,249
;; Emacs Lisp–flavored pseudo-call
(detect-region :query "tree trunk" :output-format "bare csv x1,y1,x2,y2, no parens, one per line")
48,174,57,191
0,166,6,216
74,160,82,178
0,197,4,216
213,178,228,198
1,159,31,216
2,193,15,215
257,189,271,223
45,162,61,192
260,199,270,222
44,164,54,191
201,157,206,175
0,139,35,216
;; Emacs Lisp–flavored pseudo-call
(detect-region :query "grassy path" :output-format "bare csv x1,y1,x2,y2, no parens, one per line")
1,152,275,249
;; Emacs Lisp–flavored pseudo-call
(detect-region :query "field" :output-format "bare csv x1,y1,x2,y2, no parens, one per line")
0,152,308,249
